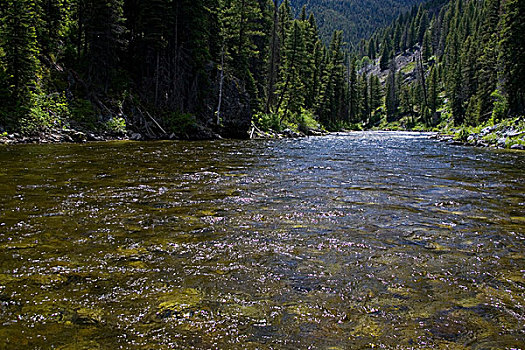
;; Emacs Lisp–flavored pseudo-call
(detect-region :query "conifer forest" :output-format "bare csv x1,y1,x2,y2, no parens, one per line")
0,0,523,139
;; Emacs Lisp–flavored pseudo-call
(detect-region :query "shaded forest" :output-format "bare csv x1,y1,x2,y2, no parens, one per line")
0,0,523,140
0,0,352,139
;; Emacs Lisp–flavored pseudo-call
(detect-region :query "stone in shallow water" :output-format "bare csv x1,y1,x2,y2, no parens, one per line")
72,307,105,325
154,288,203,320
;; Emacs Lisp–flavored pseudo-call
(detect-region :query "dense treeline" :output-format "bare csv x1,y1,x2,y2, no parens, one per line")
354,0,525,129
289,0,427,47
0,0,354,138
1,0,523,139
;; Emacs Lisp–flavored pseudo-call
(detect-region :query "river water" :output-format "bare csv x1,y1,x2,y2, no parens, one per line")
0,132,524,349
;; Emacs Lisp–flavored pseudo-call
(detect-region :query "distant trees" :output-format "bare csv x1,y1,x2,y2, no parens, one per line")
358,0,525,128
288,0,427,46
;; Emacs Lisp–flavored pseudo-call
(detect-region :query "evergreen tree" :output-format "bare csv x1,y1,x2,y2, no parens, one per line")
379,38,392,71
360,73,370,122
500,0,525,116
276,20,306,120
428,65,439,117
1,0,40,125
369,75,382,112
348,57,358,122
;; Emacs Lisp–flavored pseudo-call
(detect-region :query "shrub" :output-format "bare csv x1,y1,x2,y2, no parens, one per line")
255,113,281,132
19,92,70,135
70,98,97,129
165,112,198,135
104,116,127,134
490,89,508,122
296,108,320,133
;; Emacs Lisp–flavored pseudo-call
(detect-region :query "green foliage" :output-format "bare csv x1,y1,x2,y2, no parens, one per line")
401,61,416,74
289,0,427,46
70,99,97,129
295,108,321,133
104,116,127,134
255,112,282,132
354,0,523,131
165,112,198,136
490,90,509,123
18,92,69,135
2,0,40,124
0,0,521,139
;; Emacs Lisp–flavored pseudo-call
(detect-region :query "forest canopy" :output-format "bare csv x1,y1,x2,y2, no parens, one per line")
0,0,523,139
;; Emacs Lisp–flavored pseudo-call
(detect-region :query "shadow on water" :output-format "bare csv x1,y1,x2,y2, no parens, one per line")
0,132,524,348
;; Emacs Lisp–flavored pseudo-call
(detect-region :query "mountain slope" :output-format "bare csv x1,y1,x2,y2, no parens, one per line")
352,0,525,136
289,0,428,46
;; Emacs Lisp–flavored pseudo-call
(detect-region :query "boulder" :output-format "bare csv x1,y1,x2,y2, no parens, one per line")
496,138,507,147
130,132,142,141
480,125,497,136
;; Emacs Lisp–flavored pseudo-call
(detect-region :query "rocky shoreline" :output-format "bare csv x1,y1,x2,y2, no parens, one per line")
432,118,525,150
2,120,523,149
0,128,128,145
0,124,328,145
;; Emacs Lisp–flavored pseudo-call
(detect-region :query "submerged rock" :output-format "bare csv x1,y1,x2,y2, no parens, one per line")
152,288,203,320
72,307,104,325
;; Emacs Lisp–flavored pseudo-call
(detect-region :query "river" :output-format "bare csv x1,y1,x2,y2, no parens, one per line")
0,131,524,349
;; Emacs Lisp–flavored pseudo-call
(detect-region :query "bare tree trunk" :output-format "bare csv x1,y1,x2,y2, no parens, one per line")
216,46,225,126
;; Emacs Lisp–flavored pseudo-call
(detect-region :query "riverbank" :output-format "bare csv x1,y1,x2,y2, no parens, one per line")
370,115,525,150
0,128,128,145
434,116,525,150
0,123,326,145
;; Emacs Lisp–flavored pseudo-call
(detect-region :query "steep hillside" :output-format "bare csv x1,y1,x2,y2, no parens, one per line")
289,0,428,46
351,0,525,145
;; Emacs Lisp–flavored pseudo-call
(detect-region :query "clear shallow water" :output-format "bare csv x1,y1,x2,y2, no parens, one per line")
0,131,524,349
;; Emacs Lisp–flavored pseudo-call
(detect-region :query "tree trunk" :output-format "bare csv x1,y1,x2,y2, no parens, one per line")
216,46,225,126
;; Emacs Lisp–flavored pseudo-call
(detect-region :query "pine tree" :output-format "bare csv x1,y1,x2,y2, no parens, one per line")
360,73,370,122
276,20,306,120
428,65,439,117
379,38,392,71
348,57,358,122
265,0,279,113
500,0,525,116
369,75,382,112
475,0,500,122
1,0,40,125
37,0,73,57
